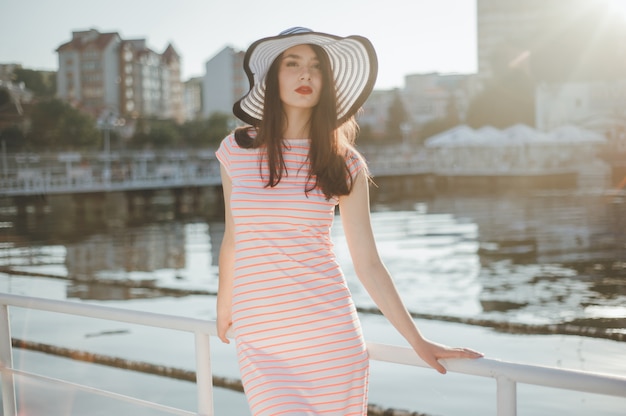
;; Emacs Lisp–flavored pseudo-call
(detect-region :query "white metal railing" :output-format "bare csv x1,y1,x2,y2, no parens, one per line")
1,293,625,416
0,165,223,196
0,161,428,197
0,148,433,197
0,293,215,416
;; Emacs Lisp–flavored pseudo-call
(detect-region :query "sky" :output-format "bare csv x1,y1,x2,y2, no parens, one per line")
1,0,477,90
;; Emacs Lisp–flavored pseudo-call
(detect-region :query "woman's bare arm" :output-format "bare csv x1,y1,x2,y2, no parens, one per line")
338,172,482,373
217,164,235,343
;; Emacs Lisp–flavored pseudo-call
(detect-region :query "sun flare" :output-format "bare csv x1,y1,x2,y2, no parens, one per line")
608,0,626,21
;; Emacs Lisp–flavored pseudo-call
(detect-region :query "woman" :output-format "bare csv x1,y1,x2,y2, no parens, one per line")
215,27,482,416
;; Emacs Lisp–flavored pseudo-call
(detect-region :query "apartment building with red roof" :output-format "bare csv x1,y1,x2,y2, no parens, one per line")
56,29,184,123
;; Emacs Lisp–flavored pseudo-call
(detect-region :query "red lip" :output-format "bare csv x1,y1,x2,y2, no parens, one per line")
295,86,313,94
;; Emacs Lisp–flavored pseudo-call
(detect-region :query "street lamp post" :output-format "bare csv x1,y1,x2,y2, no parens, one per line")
97,111,125,185
401,122,411,149
103,124,111,184
1,140,7,179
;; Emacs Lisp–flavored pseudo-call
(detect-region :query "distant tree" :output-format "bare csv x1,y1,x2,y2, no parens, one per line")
180,112,233,148
0,86,27,151
26,99,99,150
60,107,101,148
418,98,461,143
179,118,208,147
13,68,56,98
205,112,232,146
385,89,408,142
0,125,25,151
129,118,182,149
149,120,181,148
0,88,10,109
466,77,534,129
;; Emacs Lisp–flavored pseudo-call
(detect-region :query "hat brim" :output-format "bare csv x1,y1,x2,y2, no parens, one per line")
233,30,378,126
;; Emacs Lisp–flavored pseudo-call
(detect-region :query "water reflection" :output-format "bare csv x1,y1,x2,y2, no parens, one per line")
66,224,186,278
0,189,625,337
429,192,625,327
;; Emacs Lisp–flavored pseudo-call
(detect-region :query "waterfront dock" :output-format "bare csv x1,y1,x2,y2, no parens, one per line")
2,293,626,416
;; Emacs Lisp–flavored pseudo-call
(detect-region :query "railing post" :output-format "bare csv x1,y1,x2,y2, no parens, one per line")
496,375,517,416
0,304,17,416
195,331,214,416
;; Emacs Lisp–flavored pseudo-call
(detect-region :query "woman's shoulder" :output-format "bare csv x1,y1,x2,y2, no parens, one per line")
219,127,256,149
344,145,366,164
216,127,260,164
219,132,236,146
344,145,369,176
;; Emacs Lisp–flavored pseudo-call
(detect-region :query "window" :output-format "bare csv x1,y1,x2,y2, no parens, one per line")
82,60,101,71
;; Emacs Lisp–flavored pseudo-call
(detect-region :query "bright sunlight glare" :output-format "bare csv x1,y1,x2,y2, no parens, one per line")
608,0,626,20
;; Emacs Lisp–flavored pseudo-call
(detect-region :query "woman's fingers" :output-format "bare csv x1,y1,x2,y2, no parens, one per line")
435,345,484,359
418,343,484,374
441,347,483,359
429,358,448,374
218,333,231,344
461,347,484,358
217,320,232,344
433,347,484,373
453,347,484,359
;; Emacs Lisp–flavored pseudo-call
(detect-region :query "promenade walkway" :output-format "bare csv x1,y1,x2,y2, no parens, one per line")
0,147,430,197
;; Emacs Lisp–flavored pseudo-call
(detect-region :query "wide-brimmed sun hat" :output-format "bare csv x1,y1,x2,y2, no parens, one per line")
233,27,378,126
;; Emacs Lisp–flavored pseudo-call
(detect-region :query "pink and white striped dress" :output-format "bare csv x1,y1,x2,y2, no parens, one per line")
216,134,369,416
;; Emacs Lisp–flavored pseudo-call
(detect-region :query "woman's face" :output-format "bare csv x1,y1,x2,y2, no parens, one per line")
278,44,323,114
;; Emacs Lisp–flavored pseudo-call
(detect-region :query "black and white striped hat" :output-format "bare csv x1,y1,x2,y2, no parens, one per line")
233,27,378,126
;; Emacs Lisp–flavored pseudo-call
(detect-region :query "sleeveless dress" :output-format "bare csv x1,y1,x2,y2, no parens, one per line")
216,134,370,416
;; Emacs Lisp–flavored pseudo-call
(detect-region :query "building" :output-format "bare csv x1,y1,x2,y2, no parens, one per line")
161,44,184,123
183,77,203,121
357,73,478,142
118,39,184,123
476,0,623,83
403,72,479,126
56,29,183,122
56,30,121,116
356,89,396,140
202,47,246,118
535,81,626,134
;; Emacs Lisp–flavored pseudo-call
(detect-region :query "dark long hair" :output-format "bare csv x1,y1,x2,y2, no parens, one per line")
234,44,368,199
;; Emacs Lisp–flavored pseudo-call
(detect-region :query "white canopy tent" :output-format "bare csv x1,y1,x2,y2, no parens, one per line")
423,124,606,175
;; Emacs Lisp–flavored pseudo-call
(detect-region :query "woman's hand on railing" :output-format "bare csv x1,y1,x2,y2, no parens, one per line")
412,338,483,375
217,310,233,344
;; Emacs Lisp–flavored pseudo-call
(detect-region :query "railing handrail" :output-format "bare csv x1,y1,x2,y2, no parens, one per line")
0,293,215,416
366,343,626,396
0,159,425,196
0,292,215,335
1,293,625,416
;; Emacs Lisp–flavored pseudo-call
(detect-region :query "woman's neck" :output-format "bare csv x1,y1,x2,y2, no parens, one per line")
283,108,312,139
